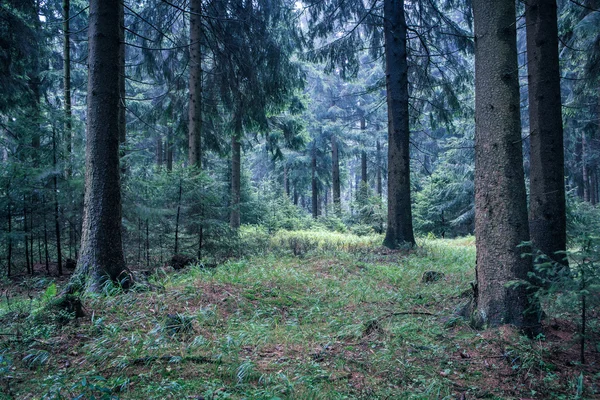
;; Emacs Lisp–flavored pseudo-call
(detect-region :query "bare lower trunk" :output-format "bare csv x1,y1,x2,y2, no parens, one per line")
230,133,241,229
526,0,567,267
383,0,415,248
331,135,341,214
312,148,318,219
473,0,539,332
376,139,382,197
53,127,63,275
7,200,12,277
73,0,128,292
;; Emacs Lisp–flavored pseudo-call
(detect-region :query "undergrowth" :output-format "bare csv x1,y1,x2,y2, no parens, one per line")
0,234,597,399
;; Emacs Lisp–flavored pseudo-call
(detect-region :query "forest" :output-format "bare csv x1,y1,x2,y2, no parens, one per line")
0,0,599,398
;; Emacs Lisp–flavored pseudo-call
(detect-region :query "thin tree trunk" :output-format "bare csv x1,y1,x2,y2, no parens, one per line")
583,131,589,202
24,200,30,274
376,139,382,197
174,175,182,254
332,135,341,214
284,162,289,197
188,0,202,168
72,0,128,292
526,0,567,268
156,137,163,167
293,183,298,206
167,120,174,172
63,0,72,176
382,0,415,248
311,147,318,219
7,198,12,277
43,210,50,274
230,133,241,228
118,2,126,168
145,219,149,267
472,0,539,332
53,127,63,275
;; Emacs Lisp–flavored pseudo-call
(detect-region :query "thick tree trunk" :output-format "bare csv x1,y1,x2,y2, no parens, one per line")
383,0,415,248
526,0,567,267
312,148,318,219
331,135,341,213
230,133,241,229
472,0,539,331
188,0,202,168
73,0,128,292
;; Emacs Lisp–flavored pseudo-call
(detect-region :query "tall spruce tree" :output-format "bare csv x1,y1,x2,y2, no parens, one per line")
70,0,128,292
526,0,567,268
472,0,539,331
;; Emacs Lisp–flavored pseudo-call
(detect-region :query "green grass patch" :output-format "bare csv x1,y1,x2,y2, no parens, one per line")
0,234,597,399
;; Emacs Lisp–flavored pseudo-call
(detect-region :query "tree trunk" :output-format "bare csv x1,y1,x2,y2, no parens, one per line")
472,0,539,331
331,135,341,214
188,0,202,168
24,199,30,274
361,151,367,185
526,0,567,267
73,0,128,292
167,121,174,172
376,139,383,197
174,175,182,254
156,137,163,166
118,2,127,170
53,126,63,275
583,131,589,202
230,133,241,229
312,147,318,219
7,198,12,277
63,0,72,176
284,162,289,197
293,184,298,206
382,0,415,248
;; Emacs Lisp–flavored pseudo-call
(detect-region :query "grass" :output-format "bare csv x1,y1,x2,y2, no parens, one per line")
0,233,598,399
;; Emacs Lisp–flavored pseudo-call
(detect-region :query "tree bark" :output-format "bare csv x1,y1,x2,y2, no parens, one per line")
63,0,72,176
188,0,202,168
376,139,382,197
7,198,12,277
583,130,589,202
331,135,341,213
383,0,415,248
73,0,128,292
473,0,539,331
526,0,567,267
118,2,126,169
312,147,318,219
230,133,241,228
53,126,63,275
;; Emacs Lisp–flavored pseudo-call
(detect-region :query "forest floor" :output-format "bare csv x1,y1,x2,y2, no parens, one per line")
0,236,598,399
